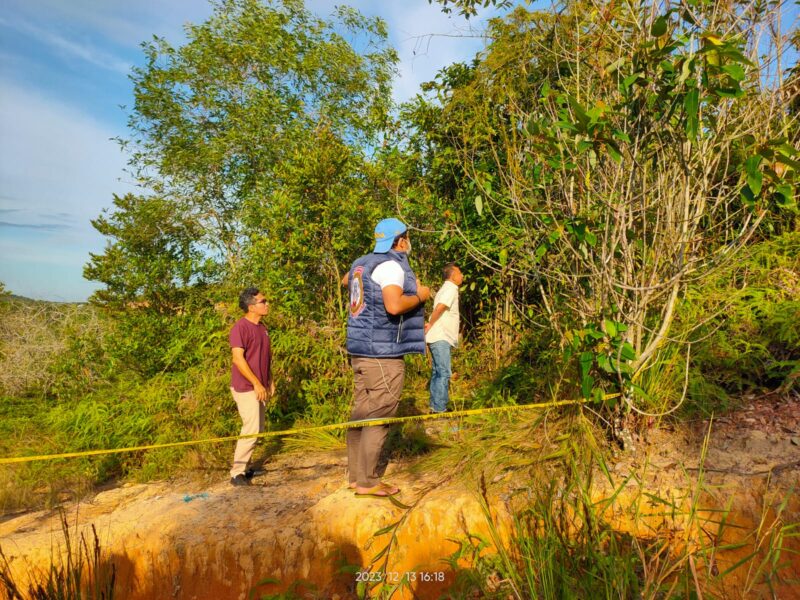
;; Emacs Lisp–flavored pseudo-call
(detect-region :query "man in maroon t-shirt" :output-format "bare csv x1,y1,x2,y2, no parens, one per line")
229,286,274,486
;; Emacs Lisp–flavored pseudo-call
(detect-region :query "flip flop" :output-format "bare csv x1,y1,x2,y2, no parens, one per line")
379,482,400,495
354,482,400,497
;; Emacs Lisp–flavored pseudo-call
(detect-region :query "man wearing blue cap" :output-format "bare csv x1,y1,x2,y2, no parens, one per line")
344,218,430,497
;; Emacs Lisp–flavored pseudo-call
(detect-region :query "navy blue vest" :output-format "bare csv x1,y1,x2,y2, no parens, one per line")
346,250,426,357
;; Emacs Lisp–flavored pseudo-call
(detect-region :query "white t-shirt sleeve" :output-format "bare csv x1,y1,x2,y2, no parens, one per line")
435,282,458,308
371,260,405,289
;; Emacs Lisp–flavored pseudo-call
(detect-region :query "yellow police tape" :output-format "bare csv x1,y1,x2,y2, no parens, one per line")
0,394,620,465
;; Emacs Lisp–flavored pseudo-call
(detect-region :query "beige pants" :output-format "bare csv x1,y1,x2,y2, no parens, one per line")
230,388,265,478
347,357,405,488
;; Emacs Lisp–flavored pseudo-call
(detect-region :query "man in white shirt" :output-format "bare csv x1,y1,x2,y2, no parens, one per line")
424,263,463,413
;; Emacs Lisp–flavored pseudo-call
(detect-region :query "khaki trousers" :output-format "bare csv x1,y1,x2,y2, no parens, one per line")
230,388,264,478
347,356,405,488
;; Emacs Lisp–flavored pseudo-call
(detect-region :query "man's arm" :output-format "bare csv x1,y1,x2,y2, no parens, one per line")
424,302,449,333
232,347,268,402
382,284,430,316
264,357,276,397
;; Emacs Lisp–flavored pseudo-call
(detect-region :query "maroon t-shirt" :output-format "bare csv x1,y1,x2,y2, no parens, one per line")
229,317,272,392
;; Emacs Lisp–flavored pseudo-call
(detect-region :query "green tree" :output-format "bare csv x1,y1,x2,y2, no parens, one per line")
86,194,214,312
85,0,397,372
89,0,396,301
404,0,799,406
84,193,222,375
240,125,386,319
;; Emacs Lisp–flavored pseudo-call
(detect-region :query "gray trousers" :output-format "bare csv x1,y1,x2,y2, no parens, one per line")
347,356,405,488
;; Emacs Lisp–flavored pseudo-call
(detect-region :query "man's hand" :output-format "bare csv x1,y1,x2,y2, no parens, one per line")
383,283,430,315
416,283,431,302
426,302,448,332
233,348,271,402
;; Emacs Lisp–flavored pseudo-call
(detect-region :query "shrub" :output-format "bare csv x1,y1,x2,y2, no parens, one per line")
675,232,800,412
0,300,105,398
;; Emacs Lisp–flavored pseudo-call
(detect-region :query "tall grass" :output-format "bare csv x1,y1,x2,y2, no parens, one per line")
441,420,799,599
0,510,116,600
443,436,644,599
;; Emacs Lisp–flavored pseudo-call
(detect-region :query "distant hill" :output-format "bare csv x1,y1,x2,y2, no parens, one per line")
1,294,84,306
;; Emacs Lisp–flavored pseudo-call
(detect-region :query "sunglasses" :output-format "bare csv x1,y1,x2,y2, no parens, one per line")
251,299,268,305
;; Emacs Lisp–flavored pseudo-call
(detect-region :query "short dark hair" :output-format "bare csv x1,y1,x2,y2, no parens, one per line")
391,231,408,249
239,287,260,311
443,263,458,280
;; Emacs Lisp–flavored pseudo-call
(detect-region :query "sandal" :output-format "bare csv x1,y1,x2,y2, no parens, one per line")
354,482,400,497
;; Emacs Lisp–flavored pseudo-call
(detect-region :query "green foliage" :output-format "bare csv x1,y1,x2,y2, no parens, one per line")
447,488,642,599
85,194,216,312
430,0,512,19
101,300,228,377
116,0,396,281
678,232,800,412
48,312,115,401
83,0,399,385
83,192,225,376
1,347,234,512
266,309,351,427
563,320,635,403
239,126,387,319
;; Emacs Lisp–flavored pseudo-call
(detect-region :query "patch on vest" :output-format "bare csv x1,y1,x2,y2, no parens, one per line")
350,266,366,317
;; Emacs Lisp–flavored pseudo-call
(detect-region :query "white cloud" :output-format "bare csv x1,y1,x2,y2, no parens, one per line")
0,81,135,299
0,16,131,74
0,80,135,224
1,0,214,50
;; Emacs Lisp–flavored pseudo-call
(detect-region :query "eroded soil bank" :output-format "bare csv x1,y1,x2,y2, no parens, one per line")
2,394,799,599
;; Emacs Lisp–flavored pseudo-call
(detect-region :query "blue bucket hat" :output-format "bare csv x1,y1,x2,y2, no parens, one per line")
373,218,407,253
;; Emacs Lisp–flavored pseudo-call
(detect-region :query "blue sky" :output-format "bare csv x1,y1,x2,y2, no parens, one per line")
0,0,497,301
